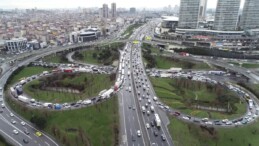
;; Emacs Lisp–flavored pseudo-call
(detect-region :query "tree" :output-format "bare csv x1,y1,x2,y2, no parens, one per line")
30,115,47,130
92,53,97,59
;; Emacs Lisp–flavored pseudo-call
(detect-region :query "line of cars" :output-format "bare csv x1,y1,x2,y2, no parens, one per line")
130,43,168,143
9,69,115,111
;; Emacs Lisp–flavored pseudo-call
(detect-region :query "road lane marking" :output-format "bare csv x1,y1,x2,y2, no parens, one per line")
0,129,22,146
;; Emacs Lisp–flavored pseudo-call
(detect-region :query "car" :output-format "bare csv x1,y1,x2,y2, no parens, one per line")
153,130,158,136
1,104,5,108
137,130,141,137
161,134,166,141
147,110,150,116
24,130,30,135
146,123,150,129
21,121,26,126
132,135,136,141
132,106,136,110
150,121,155,127
13,129,19,135
23,138,29,144
128,105,131,109
0,110,3,113
35,131,42,137
10,113,14,117
11,119,16,124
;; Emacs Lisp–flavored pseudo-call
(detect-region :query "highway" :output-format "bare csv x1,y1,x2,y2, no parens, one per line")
117,20,174,146
0,68,59,145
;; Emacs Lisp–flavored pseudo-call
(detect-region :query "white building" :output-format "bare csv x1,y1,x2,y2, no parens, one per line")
6,38,27,53
213,0,241,31
241,0,259,30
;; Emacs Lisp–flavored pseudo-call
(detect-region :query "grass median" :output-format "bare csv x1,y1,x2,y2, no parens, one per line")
150,77,246,120
23,73,115,103
74,42,125,66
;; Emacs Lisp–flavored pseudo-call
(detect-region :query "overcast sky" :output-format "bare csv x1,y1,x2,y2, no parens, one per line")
0,0,244,9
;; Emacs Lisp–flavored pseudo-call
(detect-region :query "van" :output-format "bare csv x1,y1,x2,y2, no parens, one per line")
150,106,154,112
142,106,146,113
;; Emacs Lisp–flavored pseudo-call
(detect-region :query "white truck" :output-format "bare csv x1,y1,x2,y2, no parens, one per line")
18,95,29,103
154,113,161,128
10,87,17,98
101,88,114,99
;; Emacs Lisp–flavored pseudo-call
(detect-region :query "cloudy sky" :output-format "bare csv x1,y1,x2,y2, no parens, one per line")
0,0,244,9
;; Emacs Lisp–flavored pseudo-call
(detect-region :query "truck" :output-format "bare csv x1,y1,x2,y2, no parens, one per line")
98,89,107,97
18,95,29,103
82,100,92,105
10,87,18,98
101,88,114,99
154,113,161,128
114,80,123,91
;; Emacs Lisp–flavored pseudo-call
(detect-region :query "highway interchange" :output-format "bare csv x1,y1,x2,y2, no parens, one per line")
0,19,259,146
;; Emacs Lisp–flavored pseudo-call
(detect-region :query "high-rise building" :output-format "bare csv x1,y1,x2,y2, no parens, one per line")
178,0,200,29
102,4,109,18
241,0,259,30
111,3,117,18
213,0,241,31
199,0,207,20
130,7,136,13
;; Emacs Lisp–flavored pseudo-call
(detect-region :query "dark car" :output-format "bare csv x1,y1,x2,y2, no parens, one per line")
150,121,155,127
24,130,30,135
23,139,29,144
132,135,136,141
154,130,158,136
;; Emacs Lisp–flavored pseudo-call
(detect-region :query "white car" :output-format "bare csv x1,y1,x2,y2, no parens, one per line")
146,123,150,129
13,129,19,135
11,120,16,124
21,121,26,126
137,130,141,137
1,104,5,108
10,113,14,117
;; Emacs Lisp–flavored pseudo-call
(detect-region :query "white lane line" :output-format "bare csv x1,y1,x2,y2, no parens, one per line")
0,115,32,139
45,141,50,146
0,129,22,146
118,91,128,146
4,106,59,146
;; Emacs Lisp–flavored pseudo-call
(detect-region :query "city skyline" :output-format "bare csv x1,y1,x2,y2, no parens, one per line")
0,0,245,9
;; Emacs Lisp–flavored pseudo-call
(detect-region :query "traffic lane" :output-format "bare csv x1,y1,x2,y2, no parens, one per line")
0,108,53,146
140,72,174,146
137,87,168,146
134,48,173,146
124,62,146,146
2,103,58,146
122,80,145,146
